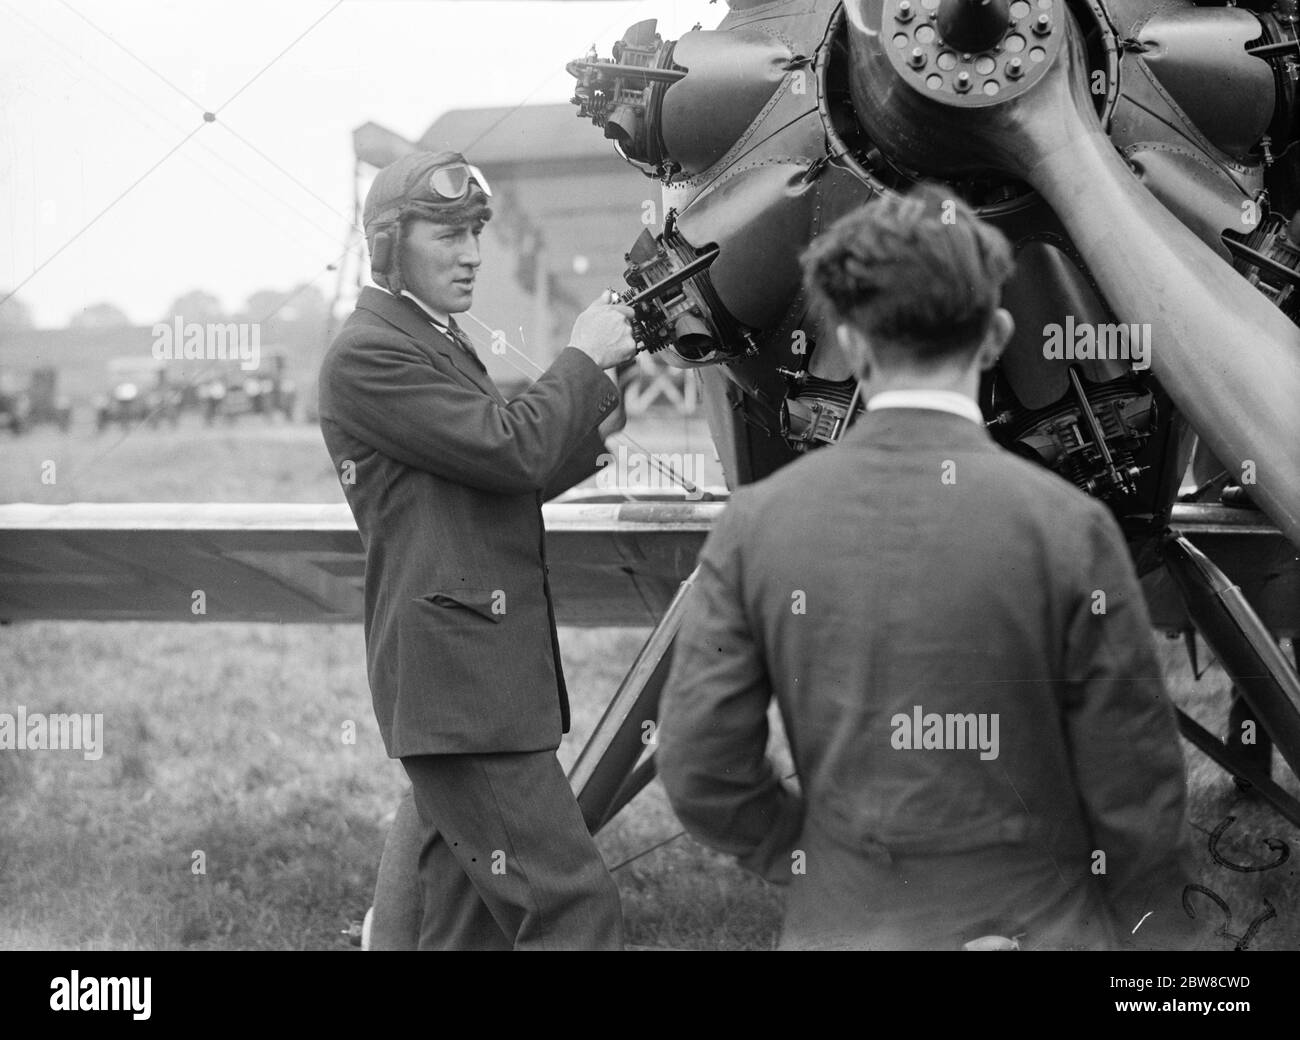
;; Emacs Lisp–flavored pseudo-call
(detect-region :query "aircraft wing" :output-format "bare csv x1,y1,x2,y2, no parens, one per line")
0,498,1294,635
0,496,717,628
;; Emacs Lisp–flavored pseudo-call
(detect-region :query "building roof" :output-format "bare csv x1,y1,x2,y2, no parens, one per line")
418,103,615,166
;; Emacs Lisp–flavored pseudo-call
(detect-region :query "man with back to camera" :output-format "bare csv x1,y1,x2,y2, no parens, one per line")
655,183,1202,950
317,150,634,950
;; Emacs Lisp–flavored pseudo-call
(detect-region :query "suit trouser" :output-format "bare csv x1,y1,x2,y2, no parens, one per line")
400,750,624,950
369,787,422,950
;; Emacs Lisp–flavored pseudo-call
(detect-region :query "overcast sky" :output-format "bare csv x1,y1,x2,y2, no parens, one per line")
1,0,721,327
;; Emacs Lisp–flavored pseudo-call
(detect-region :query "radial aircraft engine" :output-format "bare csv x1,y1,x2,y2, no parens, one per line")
565,0,1300,828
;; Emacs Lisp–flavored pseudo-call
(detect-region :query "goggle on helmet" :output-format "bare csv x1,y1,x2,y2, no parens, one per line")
421,162,492,203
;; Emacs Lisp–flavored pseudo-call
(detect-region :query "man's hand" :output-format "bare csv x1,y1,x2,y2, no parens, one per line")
570,292,636,369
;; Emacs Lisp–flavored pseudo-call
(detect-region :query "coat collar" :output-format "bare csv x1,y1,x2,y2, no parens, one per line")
840,406,997,452
354,286,503,401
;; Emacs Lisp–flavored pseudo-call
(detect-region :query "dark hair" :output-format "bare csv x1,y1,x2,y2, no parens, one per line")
801,182,1013,367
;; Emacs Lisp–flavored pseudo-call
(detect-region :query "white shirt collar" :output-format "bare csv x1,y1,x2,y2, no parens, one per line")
865,389,984,426
399,290,452,329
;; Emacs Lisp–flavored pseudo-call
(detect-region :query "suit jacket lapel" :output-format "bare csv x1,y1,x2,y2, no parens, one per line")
356,286,506,403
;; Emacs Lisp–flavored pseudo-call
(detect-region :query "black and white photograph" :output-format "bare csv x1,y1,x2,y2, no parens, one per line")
1,0,1297,998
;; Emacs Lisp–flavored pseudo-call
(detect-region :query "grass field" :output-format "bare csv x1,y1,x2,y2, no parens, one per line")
1,417,1297,950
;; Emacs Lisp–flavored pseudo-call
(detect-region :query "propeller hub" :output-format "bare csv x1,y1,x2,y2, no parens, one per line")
875,0,1063,111
936,0,1012,55
848,0,1074,176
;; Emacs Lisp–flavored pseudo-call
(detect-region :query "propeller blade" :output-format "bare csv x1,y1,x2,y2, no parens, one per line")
1012,25,1300,548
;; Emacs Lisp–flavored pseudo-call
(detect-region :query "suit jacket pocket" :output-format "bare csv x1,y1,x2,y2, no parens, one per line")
417,587,503,623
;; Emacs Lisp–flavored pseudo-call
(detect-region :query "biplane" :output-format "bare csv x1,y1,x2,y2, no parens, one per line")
3,0,1300,839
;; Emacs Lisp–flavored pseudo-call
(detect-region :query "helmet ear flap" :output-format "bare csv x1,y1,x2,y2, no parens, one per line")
370,227,396,290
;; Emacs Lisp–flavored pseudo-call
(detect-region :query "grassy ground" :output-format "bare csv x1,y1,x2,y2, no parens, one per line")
1,417,1296,950
0,622,781,950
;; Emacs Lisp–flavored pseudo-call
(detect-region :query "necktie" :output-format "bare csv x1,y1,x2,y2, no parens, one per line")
440,319,486,371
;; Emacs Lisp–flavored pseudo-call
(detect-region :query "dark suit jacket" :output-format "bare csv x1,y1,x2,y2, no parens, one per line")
318,287,619,756
657,407,1198,950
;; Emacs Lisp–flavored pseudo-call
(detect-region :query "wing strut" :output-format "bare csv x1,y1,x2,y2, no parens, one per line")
1164,534,1300,813
571,565,700,831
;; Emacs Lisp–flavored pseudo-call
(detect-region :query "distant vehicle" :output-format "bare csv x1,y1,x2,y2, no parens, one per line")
0,371,31,436
197,352,297,424
0,367,72,434
95,357,180,432
26,366,72,432
196,377,228,425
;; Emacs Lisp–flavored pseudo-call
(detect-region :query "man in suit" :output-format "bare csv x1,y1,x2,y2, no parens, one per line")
318,151,633,949
656,184,1200,950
